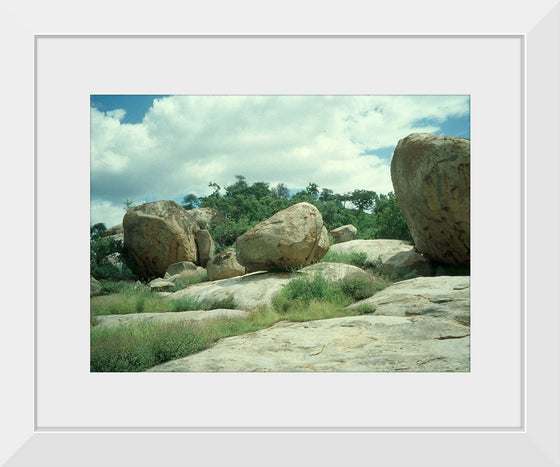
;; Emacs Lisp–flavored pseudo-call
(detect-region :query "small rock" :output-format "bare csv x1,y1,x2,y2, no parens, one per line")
207,248,246,281
330,224,357,244
166,261,198,277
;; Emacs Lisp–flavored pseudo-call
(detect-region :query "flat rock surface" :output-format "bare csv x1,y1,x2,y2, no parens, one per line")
147,315,469,372
347,275,470,325
165,271,292,310
93,309,251,329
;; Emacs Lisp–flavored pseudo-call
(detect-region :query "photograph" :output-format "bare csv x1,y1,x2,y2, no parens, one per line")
90,94,471,373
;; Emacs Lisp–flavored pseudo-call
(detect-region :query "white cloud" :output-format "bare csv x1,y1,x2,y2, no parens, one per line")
91,95,469,224
90,200,126,229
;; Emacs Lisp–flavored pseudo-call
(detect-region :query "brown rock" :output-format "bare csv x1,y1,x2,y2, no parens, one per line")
314,226,330,261
195,229,215,268
207,248,245,281
236,203,325,271
123,200,200,279
330,224,357,244
185,207,226,229
101,224,123,238
391,133,470,266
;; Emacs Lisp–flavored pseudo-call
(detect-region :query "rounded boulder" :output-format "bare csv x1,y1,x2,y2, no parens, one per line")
123,200,200,279
236,202,325,271
391,133,470,266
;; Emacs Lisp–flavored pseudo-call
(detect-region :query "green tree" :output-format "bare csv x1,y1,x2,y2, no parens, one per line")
271,183,289,199
90,223,107,241
123,199,136,212
181,193,200,210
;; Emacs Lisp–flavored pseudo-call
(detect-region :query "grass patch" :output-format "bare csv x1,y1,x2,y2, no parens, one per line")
167,270,208,292
272,272,387,314
91,321,214,372
91,272,390,372
320,251,369,269
91,289,238,317
99,280,136,295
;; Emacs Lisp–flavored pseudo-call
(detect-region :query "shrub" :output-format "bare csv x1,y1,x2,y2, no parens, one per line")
90,321,213,372
320,251,368,269
338,273,379,301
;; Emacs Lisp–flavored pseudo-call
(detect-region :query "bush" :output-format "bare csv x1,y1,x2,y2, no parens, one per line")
320,251,368,268
90,321,213,372
338,273,380,301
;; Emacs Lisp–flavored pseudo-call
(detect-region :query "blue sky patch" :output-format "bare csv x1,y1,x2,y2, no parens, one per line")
91,95,169,124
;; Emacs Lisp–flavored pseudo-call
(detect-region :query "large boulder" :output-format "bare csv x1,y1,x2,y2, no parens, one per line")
330,224,357,244
314,226,330,261
185,207,226,229
123,200,200,279
328,239,431,275
236,202,325,271
391,133,470,266
207,248,246,281
195,229,215,268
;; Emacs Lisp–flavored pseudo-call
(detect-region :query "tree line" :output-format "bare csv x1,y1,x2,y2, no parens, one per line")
182,175,412,248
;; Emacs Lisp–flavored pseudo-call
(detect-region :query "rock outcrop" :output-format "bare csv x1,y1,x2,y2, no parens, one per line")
347,275,470,326
101,224,123,238
123,200,200,279
206,248,246,281
185,207,226,229
195,229,215,268
298,262,369,282
391,133,470,266
166,271,292,310
330,224,357,244
165,261,197,277
147,314,469,372
90,276,102,297
236,202,325,271
93,309,251,330
328,239,431,275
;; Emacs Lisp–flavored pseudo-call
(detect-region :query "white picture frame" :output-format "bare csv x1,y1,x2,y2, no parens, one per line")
3,1,559,465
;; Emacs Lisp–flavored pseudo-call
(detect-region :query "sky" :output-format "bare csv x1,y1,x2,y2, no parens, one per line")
90,95,470,228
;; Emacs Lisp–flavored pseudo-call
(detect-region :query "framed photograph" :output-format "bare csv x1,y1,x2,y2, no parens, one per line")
3,1,559,465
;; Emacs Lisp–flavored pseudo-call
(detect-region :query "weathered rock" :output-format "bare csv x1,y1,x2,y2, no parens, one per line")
298,262,369,282
328,239,431,275
195,229,215,268
168,262,372,310
347,275,470,326
185,207,226,229
90,276,102,297
101,252,125,269
314,226,330,260
165,261,198,277
391,133,470,266
146,314,469,372
165,267,206,283
148,278,176,292
166,271,292,310
93,309,251,330
330,224,357,244
123,200,200,279
101,224,123,238
207,248,246,281
236,202,325,271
